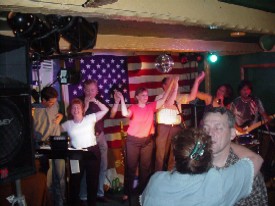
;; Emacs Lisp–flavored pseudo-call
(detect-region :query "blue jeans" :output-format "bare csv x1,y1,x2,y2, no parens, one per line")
47,159,66,206
79,132,108,198
96,132,108,197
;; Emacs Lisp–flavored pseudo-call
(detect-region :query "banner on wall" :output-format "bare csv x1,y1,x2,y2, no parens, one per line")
61,55,198,148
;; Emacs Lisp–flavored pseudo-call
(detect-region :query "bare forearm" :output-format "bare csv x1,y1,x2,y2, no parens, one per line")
188,81,200,102
96,100,108,112
156,78,175,109
110,103,119,118
187,71,205,102
95,100,109,121
165,82,178,106
120,98,129,117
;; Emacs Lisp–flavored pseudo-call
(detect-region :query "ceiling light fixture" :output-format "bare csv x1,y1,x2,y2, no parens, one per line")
208,53,218,63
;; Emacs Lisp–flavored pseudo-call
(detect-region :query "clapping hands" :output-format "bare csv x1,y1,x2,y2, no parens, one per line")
114,90,124,103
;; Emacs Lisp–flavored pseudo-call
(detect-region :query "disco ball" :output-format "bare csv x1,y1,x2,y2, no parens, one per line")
155,54,174,73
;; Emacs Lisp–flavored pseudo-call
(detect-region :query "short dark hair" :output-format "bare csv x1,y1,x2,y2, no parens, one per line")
238,80,253,93
202,107,235,128
172,128,212,174
41,86,58,101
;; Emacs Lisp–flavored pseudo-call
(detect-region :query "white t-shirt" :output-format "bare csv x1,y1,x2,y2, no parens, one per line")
61,114,97,149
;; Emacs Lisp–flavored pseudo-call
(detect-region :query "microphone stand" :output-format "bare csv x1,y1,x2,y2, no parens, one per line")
174,101,187,128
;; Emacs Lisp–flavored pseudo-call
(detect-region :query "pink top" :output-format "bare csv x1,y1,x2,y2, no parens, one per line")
127,102,157,138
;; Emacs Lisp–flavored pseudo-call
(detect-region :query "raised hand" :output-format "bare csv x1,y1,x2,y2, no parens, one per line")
114,90,122,103
197,71,205,83
116,91,124,101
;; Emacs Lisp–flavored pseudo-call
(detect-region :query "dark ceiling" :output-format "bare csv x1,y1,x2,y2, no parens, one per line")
219,0,275,13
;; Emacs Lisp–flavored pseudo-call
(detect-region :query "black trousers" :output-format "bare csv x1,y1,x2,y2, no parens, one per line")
70,145,101,206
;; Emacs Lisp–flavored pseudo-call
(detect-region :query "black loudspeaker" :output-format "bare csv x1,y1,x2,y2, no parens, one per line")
0,35,35,184
181,104,205,128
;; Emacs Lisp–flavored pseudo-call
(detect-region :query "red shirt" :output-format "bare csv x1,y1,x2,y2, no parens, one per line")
127,102,157,138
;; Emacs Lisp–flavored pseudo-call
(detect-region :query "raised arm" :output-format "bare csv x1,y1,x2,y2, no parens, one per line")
119,92,132,117
196,92,212,105
163,76,179,107
94,100,109,121
110,90,121,118
156,77,176,109
231,142,263,177
185,71,205,103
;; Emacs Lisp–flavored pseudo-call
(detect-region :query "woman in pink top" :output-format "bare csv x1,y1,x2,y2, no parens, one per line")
118,77,177,201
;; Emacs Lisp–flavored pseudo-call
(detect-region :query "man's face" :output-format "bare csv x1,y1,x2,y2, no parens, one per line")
84,83,98,99
42,97,57,108
240,85,251,99
202,112,235,156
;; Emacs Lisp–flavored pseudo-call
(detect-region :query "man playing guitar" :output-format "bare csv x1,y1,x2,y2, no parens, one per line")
230,80,271,136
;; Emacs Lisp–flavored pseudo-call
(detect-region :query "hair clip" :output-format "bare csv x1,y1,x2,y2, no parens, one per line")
189,141,206,160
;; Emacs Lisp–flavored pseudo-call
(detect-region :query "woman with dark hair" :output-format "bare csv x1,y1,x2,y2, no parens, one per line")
197,83,233,109
140,128,263,206
118,77,177,201
61,98,109,206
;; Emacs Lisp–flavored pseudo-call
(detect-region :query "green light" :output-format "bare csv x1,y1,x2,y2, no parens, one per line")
209,54,218,63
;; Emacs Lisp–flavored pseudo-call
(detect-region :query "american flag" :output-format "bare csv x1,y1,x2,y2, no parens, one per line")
64,55,130,104
61,54,198,148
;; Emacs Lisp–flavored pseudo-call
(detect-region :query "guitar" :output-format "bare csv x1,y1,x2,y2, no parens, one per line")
236,114,275,136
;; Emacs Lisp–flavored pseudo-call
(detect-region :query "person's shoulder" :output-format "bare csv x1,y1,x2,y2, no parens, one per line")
232,96,241,103
78,95,85,101
148,101,157,107
177,93,189,101
234,96,241,101
32,103,45,108
86,113,97,119
252,96,261,102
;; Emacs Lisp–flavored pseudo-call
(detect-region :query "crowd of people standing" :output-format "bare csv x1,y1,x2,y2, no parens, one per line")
32,71,272,206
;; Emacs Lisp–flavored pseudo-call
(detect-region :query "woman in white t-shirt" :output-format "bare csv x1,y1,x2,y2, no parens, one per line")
61,98,108,206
